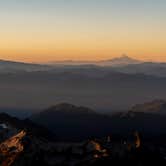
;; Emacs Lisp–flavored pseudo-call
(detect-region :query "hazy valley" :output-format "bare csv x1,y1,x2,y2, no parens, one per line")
0,56,166,165
0,56,166,116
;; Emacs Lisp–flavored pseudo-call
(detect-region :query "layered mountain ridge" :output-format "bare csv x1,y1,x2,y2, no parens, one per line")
0,101,166,165
31,101,166,140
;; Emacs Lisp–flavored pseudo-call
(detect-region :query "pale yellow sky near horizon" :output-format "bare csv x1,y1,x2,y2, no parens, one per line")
0,0,166,63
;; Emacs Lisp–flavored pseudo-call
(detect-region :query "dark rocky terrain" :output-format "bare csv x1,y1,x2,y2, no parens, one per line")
0,100,166,165
0,109,166,166
30,102,166,140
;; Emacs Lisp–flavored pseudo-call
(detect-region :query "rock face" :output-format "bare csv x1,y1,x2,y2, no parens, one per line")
0,113,54,140
0,112,166,166
0,128,165,166
0,128,142,166
0,130,26,166
0,113,54,166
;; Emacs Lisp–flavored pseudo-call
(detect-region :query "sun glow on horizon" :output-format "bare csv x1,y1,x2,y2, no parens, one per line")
0,0,166,63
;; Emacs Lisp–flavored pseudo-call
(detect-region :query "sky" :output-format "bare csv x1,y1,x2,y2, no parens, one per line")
0,0,166,62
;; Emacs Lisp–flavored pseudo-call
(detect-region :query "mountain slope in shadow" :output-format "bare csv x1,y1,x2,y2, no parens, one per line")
31,102,166,141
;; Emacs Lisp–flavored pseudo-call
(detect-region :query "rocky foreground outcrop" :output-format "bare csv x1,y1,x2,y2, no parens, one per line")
0,112,166,166
0,128,165,166
0,130,26,166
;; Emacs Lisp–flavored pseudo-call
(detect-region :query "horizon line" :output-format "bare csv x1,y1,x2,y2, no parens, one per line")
0,55,165,64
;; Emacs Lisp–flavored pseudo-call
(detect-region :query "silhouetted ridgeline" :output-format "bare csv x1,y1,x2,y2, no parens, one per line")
0,102,166,166
30,102,166,141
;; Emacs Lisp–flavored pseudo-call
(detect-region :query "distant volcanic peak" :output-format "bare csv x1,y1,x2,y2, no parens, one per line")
110,55,140,62
111,54,132,60
131,100,166,113
99,55,142,67
121,54,131,58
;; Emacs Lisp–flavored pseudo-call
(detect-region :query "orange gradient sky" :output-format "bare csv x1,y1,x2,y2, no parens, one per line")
0,0,166,63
